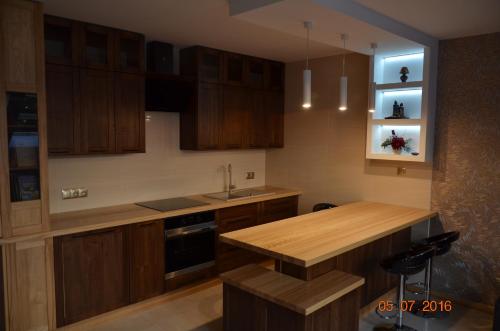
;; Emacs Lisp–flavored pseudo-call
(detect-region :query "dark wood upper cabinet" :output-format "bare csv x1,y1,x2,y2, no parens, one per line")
46,64,80,154
245,57,265,89
266,61,285,91
44,16,145,156
247,90,267,148
115,31,145,73
179,45,285,150
44,15,80,65
81,24,114,70
181,46,223,83
80,69,115,153
128,220,165,303
195,83,223,149
222,86,250,148
54,227,130,327
114,73,145,153
265,91,285,148
223,53,245,86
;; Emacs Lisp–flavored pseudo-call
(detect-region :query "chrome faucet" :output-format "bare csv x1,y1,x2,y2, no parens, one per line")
227,163,236,194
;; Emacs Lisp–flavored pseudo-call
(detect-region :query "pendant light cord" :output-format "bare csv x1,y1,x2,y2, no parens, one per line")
306,25,310,70
342,36,346,76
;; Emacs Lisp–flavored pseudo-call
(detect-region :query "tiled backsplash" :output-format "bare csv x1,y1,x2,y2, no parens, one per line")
48,112,266,213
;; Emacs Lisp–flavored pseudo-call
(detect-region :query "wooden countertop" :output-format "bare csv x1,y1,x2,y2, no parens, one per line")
0,187,300,245
221,264,364,315
220,201,437,267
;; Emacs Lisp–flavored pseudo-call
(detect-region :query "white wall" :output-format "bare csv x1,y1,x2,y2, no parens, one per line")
48,112,266,213
266,53,432,214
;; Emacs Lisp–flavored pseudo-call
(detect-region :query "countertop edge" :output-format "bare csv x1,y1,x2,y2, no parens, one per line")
0,188,301,245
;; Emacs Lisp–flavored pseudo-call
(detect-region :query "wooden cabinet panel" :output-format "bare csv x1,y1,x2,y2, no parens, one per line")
196,83,222,149
54,227,129,326
223,53,245,86
44,15,80,66
265,91,285,148
245,57,265,89
265,61,285,91
114,73,145,153
217,203,261,273
222,85,250,148
80,23,114,70
0,0,38,91
80,69,115,153
46,64,80,154
115,31,145,73
259,196,298,224
128,220,164,303
2,239,55,331
248,90,267,148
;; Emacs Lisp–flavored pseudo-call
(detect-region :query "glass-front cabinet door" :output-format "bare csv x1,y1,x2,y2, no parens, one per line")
81,24,114,70
115,31,144,73
44,15,79,65
6,92,41,202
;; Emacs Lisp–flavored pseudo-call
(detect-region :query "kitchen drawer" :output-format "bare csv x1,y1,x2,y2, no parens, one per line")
259,196,298,224
217,203,258,233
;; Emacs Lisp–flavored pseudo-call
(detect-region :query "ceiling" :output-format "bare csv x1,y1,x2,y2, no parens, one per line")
43,0,499,63
43,0,344,62
354,0,500,39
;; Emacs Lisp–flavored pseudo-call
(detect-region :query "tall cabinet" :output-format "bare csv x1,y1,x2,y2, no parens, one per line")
0,1,55,331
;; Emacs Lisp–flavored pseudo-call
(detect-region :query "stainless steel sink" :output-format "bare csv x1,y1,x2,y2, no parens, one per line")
204,188,275,201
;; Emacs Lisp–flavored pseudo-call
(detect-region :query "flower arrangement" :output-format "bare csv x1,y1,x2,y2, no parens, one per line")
381,130,412,153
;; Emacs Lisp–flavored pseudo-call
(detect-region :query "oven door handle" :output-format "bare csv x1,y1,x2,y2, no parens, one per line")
165,223,217,239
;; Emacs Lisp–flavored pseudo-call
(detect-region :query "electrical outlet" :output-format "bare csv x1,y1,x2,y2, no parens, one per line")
246,172,255,180
62,187,88,199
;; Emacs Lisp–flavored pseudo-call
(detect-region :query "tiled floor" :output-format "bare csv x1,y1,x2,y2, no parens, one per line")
81,280,493,331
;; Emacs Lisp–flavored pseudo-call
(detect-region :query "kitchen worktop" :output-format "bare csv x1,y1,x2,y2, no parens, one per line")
220,201,437,267
0,187,300,244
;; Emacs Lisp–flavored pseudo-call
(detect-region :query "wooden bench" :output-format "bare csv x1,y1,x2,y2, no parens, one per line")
221,264,365,331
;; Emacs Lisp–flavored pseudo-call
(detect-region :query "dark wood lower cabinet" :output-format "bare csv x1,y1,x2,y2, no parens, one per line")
53,197,299,325
129,220,164,303
223,284,360,331
54,226,129,326
0,247,5,331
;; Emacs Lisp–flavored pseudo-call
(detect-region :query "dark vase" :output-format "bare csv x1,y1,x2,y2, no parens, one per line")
400,73,408,82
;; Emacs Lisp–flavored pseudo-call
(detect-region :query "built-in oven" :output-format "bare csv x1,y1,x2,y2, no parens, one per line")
164,211,217,279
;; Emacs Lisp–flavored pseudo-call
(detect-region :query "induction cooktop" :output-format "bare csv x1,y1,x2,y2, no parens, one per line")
136,197,209,212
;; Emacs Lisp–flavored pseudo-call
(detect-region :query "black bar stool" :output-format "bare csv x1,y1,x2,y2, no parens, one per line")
375,245,435,330
409,231,460,318
312,203,337,212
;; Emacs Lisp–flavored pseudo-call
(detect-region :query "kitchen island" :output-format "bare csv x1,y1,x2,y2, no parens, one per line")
220,201,437,330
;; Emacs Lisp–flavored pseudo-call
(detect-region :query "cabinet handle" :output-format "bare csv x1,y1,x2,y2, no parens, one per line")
70,228,118,238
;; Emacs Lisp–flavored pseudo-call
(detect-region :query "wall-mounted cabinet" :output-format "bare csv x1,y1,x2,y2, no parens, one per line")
180,46,285,150
44,15,145,156
366,49,436,162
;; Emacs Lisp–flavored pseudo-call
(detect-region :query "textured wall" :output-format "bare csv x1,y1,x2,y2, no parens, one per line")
48,112,266,213
431,33,500,306
266,53,433,214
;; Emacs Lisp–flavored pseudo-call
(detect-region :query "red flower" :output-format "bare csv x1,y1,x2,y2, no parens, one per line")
391,137,406,150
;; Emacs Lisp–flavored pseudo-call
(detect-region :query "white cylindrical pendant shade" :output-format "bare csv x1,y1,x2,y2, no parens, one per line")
368,82,376,113
302,69,311,109
339,76,348,111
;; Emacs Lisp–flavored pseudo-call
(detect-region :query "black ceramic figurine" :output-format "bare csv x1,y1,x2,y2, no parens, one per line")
385,100,408,119
400,66,409,82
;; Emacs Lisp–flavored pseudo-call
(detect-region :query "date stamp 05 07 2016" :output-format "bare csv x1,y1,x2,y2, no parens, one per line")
378,300,453,313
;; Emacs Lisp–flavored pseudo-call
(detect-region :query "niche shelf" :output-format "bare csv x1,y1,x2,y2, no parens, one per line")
366,49,435,163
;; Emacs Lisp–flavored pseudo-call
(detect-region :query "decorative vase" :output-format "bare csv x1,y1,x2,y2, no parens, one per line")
400,66,409,82
393,148,402,155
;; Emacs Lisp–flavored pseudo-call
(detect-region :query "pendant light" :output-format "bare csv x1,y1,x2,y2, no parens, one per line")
368,43,377,113
339,34,348,111
302,21,313,109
